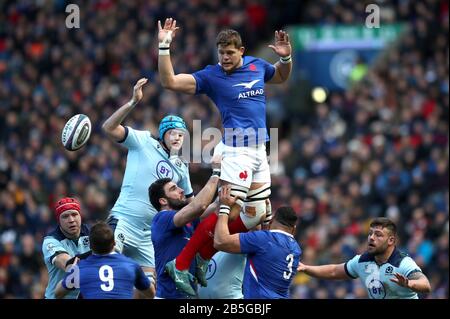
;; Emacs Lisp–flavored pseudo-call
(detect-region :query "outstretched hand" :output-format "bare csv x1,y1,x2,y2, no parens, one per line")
131,78,148,104
297,262,307,272
268,30,292,58
390,273,410,288
158,18,180,46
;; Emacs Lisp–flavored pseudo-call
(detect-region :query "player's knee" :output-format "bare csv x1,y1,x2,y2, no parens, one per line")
240,183,271,229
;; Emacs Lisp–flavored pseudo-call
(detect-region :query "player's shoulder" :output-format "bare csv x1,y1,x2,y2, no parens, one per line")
153,209,176,223
356,251,377,264
197,63,221,74
128,126,153,141
43,226,66,242
244,55,268,65
112,252,139,265
387,248,411,267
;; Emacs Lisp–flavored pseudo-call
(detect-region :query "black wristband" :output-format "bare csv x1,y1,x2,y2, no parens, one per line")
211,169,221,177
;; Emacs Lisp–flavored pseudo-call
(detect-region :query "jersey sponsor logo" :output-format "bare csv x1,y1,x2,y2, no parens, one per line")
205,258,217,280
239,170,248,181
237,89,264,99
156,160,174,179
367,278,386,299
232,79,264,99
233,79,260,89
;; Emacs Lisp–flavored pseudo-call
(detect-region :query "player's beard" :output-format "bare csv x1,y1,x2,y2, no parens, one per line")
167,198,188,210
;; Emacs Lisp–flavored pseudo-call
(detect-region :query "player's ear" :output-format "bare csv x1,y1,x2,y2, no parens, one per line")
239,46,245,55
159,198,168,207
388,235,395,245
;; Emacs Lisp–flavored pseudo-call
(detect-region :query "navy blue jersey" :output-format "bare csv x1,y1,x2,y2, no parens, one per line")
151,210,198,299
239,230,301,299
192,56,275,146
61,253,150,299
42,224,90,299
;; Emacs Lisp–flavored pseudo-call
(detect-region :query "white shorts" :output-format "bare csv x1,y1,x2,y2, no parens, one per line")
213,141,271,189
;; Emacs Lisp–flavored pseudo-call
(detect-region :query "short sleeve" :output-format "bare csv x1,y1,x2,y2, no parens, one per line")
121,127,151,150
192,67,211,95
400,257,422,278
261,59,276,82
344,255,360,279
134,264,151,291
42,237,69,265
239,231,265,254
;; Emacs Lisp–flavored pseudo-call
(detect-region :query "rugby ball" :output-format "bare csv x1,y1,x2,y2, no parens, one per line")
61,114,92,151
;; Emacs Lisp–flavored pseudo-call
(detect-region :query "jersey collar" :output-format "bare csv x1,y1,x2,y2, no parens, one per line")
269,229,294,238
360,247,406,267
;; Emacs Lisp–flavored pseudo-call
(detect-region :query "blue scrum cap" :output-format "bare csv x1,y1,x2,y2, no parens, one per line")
158,115,187,140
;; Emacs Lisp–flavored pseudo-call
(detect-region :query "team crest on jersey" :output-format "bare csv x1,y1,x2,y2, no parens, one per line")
385,266,393,274
46,243,55,254
82,237,90,247
117,233,125,243
174,158,182,168
156,160,174,179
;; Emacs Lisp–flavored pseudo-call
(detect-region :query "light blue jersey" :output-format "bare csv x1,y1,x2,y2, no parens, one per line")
42,224,90,299
344,248,422,299
198,252,246,299
111,127,193,229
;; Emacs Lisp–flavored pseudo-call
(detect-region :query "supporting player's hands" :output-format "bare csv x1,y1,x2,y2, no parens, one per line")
390,272,410,288
268,30,291,58
131,78,148,105
158,18,180,48
219,185,238,208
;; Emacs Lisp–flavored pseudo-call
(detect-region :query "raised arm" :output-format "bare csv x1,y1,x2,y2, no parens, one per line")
158,18,197,94
267,30,292,84
297,262,350,280
102,78,148,142
213,185,241,253
173,156,221,227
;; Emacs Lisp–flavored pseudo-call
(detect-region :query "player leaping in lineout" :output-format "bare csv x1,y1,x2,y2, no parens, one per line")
157,17,292,292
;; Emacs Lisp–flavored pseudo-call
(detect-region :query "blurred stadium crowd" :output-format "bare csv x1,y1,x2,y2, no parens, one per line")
0,0,448,299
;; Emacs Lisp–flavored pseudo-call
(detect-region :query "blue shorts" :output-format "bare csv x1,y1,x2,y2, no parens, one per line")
107,216,155,268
